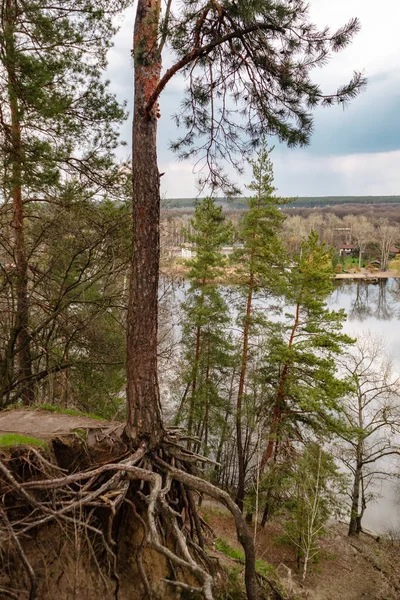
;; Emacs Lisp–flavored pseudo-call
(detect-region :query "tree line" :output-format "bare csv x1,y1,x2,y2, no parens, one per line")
162,203,400,272
169,196,400,210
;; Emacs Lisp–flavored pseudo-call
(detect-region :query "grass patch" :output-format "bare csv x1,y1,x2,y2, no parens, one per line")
0,433,45,448
216,538,244,561
216,566,245,600
215,538,275,578
37,404,103,420
71,428,88,440
255,559,275,578
389,259,400,272
342,257,367,269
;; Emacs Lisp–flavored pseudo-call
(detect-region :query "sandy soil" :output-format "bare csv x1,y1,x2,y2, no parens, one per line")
335,270,400,279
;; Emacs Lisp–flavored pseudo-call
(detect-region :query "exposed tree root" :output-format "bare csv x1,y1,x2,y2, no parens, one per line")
0,433,260,600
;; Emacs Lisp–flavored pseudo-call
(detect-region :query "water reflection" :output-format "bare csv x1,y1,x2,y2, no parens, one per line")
329,278,400,533
332,279,400,322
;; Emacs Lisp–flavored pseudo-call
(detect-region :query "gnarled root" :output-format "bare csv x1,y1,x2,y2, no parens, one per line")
0,435,259,600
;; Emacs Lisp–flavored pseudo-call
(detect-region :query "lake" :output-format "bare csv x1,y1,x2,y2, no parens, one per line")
329,279,400,534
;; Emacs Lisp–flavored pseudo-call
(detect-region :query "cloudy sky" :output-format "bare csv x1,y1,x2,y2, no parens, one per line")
107,1,400,198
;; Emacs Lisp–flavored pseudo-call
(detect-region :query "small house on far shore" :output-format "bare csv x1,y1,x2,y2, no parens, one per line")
339,244,356,256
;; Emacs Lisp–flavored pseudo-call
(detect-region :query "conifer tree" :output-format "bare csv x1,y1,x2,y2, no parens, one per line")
0,0,127,404
178,198,234,455
232,145,286,510
128,0,365,447
258,232,353,522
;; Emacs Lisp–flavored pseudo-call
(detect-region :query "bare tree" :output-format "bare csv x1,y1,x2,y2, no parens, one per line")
344,215,374,268
337,333,400,536
282,215,309,255
375,220,399,272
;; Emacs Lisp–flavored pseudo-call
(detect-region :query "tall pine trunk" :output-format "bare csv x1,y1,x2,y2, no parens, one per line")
126,0,164,444
259,302,301,474
236,278,253,511
4,0,34,405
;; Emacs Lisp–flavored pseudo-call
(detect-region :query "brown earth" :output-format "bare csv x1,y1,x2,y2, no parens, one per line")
0,411,198,600
2,412,399,600
201,502,400,600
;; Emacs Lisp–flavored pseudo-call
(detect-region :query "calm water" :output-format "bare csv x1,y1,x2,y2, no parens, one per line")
329,279,400,533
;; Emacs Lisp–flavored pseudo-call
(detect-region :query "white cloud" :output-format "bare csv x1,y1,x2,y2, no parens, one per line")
308,0,400,82
273,150,400,197
161,162,201,198
160,150,400,198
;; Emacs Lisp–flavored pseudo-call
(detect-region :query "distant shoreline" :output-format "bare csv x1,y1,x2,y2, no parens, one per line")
335,270,400,280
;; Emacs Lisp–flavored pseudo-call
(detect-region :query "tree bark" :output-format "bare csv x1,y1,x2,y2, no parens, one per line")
187,297,204,445
126,0,164,444
349,459,362,536
235,278,253,511
259,302,301,474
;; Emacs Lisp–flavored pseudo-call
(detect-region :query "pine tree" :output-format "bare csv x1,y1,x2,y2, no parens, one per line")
128,0,365,450
122,3,365,597
232,145,287,511
258,232,354,521
0,0,127,405
178,198,234,456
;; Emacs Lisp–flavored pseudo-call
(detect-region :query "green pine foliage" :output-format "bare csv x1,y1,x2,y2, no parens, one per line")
231,144,289,508
0,0,129,407
232,145,288,293
0,0,128,197
178,198,235,455
167,0,366,192
242,230,354,520
264,231,354,441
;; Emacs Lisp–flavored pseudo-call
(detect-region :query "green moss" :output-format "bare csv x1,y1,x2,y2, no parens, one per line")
0,433,46,448
37,404,103,420
255,559,275,578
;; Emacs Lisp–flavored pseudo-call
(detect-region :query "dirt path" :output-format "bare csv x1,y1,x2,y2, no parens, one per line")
0,408,120,439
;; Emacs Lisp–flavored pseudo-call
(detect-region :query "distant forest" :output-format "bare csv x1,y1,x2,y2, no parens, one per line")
168,196,400,210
